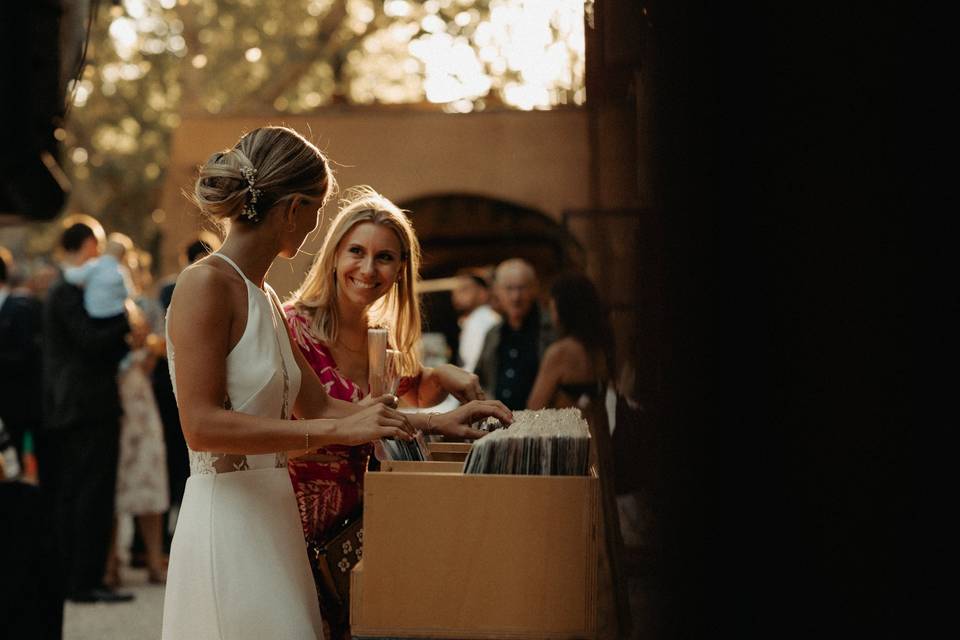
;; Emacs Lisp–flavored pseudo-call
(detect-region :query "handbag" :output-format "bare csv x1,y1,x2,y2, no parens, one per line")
308,509,364,628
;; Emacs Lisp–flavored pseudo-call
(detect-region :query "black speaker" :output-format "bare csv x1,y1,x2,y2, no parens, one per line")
0,1,74,223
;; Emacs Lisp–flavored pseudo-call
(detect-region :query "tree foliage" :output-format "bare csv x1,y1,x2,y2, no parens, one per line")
49,0,584,256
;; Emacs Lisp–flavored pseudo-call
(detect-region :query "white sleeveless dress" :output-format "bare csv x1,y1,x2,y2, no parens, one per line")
161,253,324,640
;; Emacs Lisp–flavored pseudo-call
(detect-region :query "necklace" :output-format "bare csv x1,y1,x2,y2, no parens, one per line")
336,339,366,354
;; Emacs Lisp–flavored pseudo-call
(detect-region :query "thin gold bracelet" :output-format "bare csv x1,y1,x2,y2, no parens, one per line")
426,413,437,434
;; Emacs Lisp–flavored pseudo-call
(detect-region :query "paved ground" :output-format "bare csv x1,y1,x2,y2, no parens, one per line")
60,499,649,639
63,567,165,640
61,562,649,640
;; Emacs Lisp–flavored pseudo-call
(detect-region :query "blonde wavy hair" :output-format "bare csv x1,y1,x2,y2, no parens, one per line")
288,186,423,377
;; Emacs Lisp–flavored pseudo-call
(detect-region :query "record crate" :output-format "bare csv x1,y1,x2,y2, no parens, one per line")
425,440,473,462
350,455,600,639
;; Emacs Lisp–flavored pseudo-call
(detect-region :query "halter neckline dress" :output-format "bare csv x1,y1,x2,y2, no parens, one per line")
161,253,323,639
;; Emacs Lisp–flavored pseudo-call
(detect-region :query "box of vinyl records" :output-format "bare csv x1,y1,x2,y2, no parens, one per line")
351,410,599,639
425,440,473,462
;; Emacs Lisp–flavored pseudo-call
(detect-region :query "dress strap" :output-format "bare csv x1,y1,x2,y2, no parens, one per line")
263,283,285,317
210,252,252,284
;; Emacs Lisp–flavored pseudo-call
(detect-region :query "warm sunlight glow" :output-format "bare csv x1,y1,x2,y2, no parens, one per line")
99,0,584,112
65,0,586,245
344,0,585,110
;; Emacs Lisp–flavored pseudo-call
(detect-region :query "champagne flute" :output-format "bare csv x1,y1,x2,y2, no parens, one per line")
368,329,397,461
383,349,402,397
384,348,431,459
367,327,388,396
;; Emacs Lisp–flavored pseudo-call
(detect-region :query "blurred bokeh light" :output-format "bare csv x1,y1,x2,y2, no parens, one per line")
56,0,585,253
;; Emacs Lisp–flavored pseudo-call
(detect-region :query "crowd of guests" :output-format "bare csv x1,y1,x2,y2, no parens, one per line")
452,258,614,413
0,126,627,640
0,220,221,640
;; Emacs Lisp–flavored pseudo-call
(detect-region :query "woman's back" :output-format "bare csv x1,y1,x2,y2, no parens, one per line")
527,272,613,410
531,336,606,409
167,253,302,473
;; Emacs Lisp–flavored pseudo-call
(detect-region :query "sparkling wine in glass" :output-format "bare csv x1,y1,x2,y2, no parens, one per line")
383,349,402,397
367,327,388,396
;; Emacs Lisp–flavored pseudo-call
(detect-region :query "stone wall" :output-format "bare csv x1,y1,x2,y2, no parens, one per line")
157,109,591,298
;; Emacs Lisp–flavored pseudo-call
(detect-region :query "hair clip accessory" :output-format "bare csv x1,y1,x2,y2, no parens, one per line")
240,166,263,222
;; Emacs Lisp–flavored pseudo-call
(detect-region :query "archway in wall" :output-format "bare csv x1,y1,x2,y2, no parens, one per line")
400,193,584,363
401,193,584,279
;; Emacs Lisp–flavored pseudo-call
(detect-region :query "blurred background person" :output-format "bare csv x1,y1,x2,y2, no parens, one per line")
0,246,43,467
127,246,165,338
526,271,613,410
451,269,499,373
526,271,640,632
527,270,648,602
105,238,170,587
38,215,143,604
1,439,64,640
23,258,60,302
156,232,219,312
62,234,134,321
525,271,646,500
475,258,555,409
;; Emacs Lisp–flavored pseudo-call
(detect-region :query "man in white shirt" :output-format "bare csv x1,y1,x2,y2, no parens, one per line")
452,272,500,373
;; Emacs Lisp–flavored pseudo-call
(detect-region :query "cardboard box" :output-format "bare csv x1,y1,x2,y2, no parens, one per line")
426,441,473,462
351,461,600,639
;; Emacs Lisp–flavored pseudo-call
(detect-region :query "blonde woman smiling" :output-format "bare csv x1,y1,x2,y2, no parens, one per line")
284,187,510,636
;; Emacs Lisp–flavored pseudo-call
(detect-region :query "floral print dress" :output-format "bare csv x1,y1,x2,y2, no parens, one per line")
115,349,170,515
284,304,414,544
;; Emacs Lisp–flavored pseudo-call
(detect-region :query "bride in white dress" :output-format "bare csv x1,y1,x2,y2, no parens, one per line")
161,127,420,639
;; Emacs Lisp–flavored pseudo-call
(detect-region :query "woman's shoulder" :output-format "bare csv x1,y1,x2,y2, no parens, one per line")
283,303,333,357
166,261,246,347
168,260,238,312
284,303,318,340
174,257,238,292
283,301,311,324
545,336,586,361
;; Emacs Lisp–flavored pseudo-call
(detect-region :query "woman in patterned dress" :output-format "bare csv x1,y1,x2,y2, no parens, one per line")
107,242,170,586
285,187,505,636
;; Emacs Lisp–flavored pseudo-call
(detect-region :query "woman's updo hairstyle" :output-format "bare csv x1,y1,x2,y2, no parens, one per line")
192,126,335,224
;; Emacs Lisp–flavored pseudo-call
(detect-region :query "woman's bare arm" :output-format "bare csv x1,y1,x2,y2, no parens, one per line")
405,399,513,440
401,364,485,408
168,266,412,454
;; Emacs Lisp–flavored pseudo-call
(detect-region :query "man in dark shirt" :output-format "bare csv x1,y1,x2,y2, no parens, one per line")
38,216,142,604
0,247,42,461
475,259,555,409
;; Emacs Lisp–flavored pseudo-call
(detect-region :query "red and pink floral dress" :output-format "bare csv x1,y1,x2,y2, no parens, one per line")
284,304,414,544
